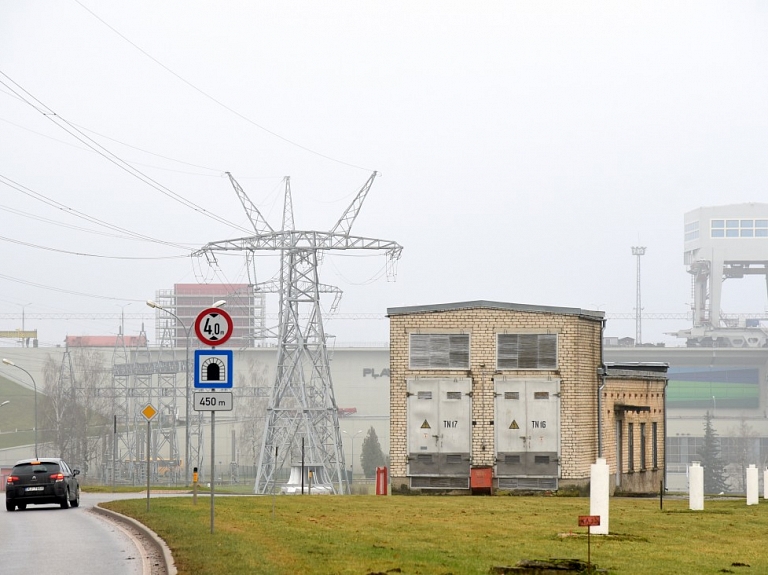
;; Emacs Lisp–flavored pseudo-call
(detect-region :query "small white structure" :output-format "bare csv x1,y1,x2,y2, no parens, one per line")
589,458,610,535
689,461,704,510
746,464,758,505
764,468,768,500
281,465,334,495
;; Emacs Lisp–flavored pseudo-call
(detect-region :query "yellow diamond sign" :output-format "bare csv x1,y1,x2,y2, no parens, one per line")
141,404,158,421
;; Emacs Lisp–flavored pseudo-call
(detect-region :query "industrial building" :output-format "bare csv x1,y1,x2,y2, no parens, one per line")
387,301,667,494
4,203,768,494
152,283,266,349
679,203,768,347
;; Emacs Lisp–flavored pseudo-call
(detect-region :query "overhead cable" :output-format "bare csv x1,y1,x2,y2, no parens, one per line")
0,234,188,260
0,71,252,234
0,173,190,250
74,0,373,172
0,272,145,302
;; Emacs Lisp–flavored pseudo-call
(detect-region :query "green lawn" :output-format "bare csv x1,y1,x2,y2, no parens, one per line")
0,375,38,449
102,495,767,575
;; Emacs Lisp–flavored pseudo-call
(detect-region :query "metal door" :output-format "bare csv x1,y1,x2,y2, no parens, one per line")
495,378,560,478
407,378,471,476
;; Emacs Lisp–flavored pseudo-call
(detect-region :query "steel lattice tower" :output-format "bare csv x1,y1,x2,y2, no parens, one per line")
193,172,402,494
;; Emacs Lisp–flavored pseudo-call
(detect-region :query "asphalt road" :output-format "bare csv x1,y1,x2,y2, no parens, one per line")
0,492,155,575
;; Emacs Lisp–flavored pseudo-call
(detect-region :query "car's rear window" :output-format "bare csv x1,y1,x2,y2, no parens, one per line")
13,462,61,476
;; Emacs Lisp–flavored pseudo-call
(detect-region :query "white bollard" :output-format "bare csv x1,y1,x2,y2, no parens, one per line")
764,468,768,500
746,464,758,505
590,458,610,535
689,461,704,510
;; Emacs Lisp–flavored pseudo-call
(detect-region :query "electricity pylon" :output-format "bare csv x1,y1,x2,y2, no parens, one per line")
193,172,402,494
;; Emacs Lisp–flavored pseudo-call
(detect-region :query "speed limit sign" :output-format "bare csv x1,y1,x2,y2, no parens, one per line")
194,308,234,346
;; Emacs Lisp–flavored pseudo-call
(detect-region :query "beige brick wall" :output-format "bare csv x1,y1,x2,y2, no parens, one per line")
389,306,667,492
598,376,666,493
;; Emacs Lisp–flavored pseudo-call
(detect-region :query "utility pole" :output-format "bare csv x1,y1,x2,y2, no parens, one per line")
631,246,646,345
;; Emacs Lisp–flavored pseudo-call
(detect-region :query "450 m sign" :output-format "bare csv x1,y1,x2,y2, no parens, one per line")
193,392,233,412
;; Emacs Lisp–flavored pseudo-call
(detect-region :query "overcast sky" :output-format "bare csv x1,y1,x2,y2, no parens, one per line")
1,1,767,348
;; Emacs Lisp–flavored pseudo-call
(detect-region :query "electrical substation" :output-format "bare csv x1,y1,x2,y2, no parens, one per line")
4,203,768,495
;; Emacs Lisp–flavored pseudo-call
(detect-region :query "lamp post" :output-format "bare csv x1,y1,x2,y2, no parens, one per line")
147,300,192,485
147,298,227,486
343,429,363,484
2,359,37,458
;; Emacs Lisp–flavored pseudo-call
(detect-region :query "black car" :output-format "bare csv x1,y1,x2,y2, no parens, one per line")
5,458,80,511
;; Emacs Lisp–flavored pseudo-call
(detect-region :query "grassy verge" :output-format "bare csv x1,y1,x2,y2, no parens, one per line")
101,495,767,575
83,485,193,493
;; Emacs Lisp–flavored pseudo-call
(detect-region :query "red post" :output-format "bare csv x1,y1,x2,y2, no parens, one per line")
375,466,388,495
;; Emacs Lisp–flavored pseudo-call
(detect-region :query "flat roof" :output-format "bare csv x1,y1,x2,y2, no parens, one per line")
604,362,670,375
386,300,604,320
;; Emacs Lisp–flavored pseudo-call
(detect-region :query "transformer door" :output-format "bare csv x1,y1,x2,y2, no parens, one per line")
495,378,560,479
407,378,471,477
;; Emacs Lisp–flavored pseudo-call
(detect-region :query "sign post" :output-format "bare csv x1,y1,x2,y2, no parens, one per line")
193,307,234,535
211,410,215,534
141,404,158,511
578,515,601,569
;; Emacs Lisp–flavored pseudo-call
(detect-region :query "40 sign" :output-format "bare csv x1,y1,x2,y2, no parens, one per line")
194,308,234,346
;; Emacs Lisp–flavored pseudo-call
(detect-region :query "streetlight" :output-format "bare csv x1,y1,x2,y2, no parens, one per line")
712,395,716,418
343,429,363,483
2,359,37,458
146,298,227,485
0,401,9,408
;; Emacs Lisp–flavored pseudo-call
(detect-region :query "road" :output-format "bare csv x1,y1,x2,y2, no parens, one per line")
0,492,162,575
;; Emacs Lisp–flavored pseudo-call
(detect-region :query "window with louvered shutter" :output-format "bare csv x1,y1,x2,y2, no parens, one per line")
496,333,557,369
409,334,470,369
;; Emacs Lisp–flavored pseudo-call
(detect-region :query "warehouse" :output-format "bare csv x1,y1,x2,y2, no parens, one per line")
387,301,667,494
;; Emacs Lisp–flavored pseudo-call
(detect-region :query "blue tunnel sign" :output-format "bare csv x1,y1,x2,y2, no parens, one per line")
194,349,234,388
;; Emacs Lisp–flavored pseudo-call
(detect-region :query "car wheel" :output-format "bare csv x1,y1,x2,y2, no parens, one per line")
5,501,14,512
17,503,26,510
70,486,80,508
60,489,70,509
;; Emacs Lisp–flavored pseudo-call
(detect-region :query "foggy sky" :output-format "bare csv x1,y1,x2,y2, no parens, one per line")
1,1,767,348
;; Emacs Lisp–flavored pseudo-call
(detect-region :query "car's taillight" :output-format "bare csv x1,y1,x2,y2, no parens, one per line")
7,475,19,484
50,473,64,481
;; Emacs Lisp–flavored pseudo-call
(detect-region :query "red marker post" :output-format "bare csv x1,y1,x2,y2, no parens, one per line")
578,515,600,569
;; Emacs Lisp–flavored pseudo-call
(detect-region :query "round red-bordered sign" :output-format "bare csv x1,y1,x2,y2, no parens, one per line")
194,308,234,346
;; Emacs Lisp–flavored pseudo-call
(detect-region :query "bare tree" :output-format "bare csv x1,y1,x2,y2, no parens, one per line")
40,355,72,459
39,350,110,478
237,357,270,469
71,348,110,479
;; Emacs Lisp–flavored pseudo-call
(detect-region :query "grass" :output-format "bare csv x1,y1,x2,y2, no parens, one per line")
0,375,39,449
101,494,768,574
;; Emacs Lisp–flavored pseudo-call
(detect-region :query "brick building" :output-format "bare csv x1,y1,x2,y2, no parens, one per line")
387,301,667,494
153,283,266,348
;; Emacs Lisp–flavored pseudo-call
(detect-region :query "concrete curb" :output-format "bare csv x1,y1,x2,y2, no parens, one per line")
92,504,177,575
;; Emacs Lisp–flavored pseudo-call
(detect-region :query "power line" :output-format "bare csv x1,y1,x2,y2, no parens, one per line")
0,234,189,260
74,0,373,172
0,70,252,234
0,272,146,302
0,173,190,250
